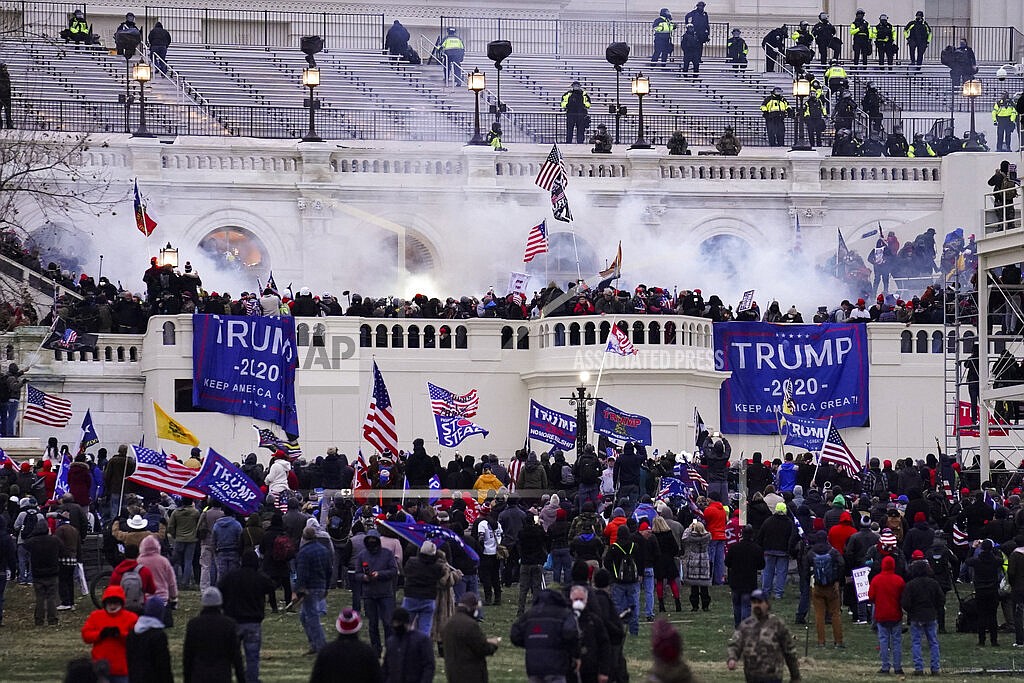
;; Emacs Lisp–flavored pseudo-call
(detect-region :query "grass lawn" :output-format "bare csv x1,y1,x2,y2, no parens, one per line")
2,581,1023,681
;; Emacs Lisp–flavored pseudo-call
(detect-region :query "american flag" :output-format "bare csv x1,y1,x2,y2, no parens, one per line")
952,523,968,546
658,476,690,499
127,445,205,498
942,478,956,504
253,425,302,457
428,382,479,418
363,361,399,456
508,457,524,492
523,220,549,263
984,491,1000,510
820,420,860,476
60,328,78,348
23,384,73,428
0,448,11,468
534,144,567,191
550,177,573,223
606,324,637,356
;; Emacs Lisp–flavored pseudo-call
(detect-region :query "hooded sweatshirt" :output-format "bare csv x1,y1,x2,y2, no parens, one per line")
137,534,178,602
81,586,139,677
827,511,857,553
868,555,905,623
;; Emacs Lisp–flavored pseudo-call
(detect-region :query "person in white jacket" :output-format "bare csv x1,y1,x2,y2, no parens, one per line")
265,455,292,500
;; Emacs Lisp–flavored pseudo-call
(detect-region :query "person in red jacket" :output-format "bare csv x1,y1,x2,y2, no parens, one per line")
869,555,906,675
81,585,139,682
39,460,58,502
603,507,628,544
110,545,158,608
703,492,728,585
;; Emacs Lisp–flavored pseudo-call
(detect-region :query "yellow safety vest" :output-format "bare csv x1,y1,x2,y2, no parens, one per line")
70,19,88,34
850,20,869,38
441,37,464,50
761,96,790,114
824,66,847,80
874,24,896,43
993,101,1018,123
908,143,936,158
654,18,674,34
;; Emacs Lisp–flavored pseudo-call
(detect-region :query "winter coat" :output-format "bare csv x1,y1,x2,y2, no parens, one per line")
294,538,332,592
383,628,435,683
967,549,1003,596
901,566,945,622
703,501,727,541
126,616,174,683
169,505,200,543
265,458,292,497
354,543,399,599
827,513,857,554
680,529,712,586
519,521,549,565
755,513,793,554
517,459,549,491
431,553,460,644
510,590,580,677
81,586,139,677
211,515,242,553
442,606,498,682
653,530,680,580
312,635,382,683
25,531,61,579
903,522,936,560
725,538,764,593
182,606,245,683
137,535,177,602
576,606,612,683
67,461,93,505
403,551,444,599
868,555,905,623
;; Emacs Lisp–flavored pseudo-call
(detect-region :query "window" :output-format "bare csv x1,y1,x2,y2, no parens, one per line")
162,321,176,345
173,379,207,413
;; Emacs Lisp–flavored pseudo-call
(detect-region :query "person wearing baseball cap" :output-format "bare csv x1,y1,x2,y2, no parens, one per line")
310,609,381,683
727,589,801,681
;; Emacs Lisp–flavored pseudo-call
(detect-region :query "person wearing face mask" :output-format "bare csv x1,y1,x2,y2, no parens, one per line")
354,529,398,656
727,590,801,682
382,607,435,683
441,593,499,682
570,585,611,683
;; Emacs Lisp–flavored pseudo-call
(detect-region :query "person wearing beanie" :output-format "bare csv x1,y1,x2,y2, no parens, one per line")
219,550,276,681
603,506,629,544
402,539,445,635
902,511,935,563
966,538,1002,646
126,596,173,683
81,585,139,681
727,590,800,682
295,524,332,653
901,560,944,674
823,494,847,531
441,593,499,682
868,555,906,675
183,587,245,682
311,609,381,683
648,618,696,682
383,606,435,682
844,516,881,624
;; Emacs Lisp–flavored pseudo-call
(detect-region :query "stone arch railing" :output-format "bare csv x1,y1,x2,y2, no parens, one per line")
540,315,714,350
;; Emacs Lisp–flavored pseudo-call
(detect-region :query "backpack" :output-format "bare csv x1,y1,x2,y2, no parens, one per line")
578,456,600,486
403,47,421,65
560,464,575,486
927,549,949,580
614,542,639,583
18,511,37,542
956,596,978,633
120,566,145,612
272,534,297,562
812,550,835,586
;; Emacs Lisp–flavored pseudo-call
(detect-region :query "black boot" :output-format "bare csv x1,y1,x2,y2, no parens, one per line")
658,599,666,613
674,598,682,612
690,597,700,612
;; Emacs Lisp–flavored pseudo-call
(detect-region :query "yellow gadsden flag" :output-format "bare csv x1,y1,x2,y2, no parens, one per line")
154,402,200,447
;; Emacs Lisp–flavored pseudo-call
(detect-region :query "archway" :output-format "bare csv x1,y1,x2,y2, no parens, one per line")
198,226,270,273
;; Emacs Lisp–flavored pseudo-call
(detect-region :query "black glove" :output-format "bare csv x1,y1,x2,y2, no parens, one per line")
99,626,121,640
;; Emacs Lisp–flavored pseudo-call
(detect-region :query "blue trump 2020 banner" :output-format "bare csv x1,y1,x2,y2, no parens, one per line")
714,322,869,435
593,399,652,445
781,413,830,451
434,415,489,448
185,448,263,515
528,400,577,451
192,315,300,436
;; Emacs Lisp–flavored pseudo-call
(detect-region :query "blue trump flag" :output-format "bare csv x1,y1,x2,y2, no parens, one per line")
428,474,442,504
593,399,652,446
781,413,830,451
657,476,690,499
378,520,479,563
527,400,577,452
192,315,299,436
434,415,489,448
185,448,263,515
53,451,71,499
713,322,869,435
79,410,100,453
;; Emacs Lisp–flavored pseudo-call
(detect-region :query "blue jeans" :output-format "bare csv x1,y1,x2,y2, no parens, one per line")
762,553,788,598
708,481,728,504
708,540,726,585
299,588,327,652
364,595,394,655
642,568,656,618
173,541,197,587
215,550,240,581
17,545,31,583
237,621,262,683
611,582,640,635
577,484,600,510
877,620,902,672
731,590,751,627
552,548,573,586
910,620,940,673
0,399,17,437
401,596,436,636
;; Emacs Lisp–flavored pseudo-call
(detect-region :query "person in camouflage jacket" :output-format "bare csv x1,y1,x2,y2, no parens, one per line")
727,590,801,682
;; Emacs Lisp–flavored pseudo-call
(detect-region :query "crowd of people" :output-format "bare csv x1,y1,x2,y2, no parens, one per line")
4,430,1024,681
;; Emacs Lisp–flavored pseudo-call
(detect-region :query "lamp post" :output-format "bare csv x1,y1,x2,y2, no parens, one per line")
962,78,983,151
158,242,178,268
605,42,630,145
790,76,812,151
467,67,487,145
131,62,153,138
630,72,651,149
301,67,322,142
487,40,512,123
564,371,597,454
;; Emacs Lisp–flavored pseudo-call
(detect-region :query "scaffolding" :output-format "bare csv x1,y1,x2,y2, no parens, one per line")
943,181,1024,486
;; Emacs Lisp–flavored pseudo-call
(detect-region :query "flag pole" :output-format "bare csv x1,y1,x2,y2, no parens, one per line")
774,410,787,463
591,350,609,446
570,229,583,283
